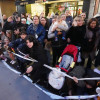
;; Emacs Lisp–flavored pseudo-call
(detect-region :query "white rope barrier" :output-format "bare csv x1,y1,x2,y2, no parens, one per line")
57,95,98,99
3,60,99,100
78,77,100,81
3,51,100,99
12,51,100,81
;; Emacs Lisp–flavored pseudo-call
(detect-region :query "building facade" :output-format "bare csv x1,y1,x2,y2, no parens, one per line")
0,0,16,17
15,0,100,19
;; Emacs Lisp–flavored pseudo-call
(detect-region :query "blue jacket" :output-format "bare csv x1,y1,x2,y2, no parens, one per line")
9,38,25,52
26,23,46,44
66,16,73,28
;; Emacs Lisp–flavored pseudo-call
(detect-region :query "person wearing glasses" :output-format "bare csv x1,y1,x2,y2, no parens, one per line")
27,15,45,45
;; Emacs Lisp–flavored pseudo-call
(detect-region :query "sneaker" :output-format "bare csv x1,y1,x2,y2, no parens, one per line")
55,37,58,41
62,37,66,40
11,60,16,64
4,58,7,62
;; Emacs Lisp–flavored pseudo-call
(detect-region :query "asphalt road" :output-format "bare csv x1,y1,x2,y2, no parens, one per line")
0,61,52,100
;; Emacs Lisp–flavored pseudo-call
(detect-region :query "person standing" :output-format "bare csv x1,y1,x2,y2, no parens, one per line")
27,15,45,45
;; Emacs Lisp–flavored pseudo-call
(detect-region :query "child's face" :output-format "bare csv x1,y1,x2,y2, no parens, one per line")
57,18,62,23
20,34,26,39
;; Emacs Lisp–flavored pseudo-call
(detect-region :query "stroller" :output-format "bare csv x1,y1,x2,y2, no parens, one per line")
56,44,79,73
48,44,81,90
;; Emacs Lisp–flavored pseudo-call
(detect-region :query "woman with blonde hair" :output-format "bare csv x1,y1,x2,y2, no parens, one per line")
66,16,86,47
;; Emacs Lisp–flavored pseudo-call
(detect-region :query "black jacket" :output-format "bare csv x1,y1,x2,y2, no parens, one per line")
18,43,48,69
66,25,86,46
3,21,14,32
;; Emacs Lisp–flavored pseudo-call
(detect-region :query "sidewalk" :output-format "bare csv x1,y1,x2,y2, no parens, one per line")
0,61,52,100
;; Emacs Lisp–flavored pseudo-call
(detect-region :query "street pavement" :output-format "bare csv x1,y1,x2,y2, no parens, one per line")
0,61,52,100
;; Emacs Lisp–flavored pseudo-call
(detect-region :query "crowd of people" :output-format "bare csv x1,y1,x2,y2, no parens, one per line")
0,10,100,99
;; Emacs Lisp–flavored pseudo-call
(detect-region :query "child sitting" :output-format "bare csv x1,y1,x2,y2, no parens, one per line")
51,15,68,41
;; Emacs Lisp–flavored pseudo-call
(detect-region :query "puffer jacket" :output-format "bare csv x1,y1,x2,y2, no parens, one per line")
26,23,46,44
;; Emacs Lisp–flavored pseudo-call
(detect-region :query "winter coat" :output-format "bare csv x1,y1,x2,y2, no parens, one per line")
13,21,22,29
69,66,85,88
82,27,100,60
17,43,49,82
26,23,46,44
12,33,20,42
3,21,14,32
66,25,86,47
9,38,25,51
18,43,48,69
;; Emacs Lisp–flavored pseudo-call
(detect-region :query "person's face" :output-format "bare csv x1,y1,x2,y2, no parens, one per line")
21,14,25,18
90,21,97,29
3,15,7,20
52,18,56,24
14,29,20,35
57,18,62,23
81,13,86,20
65,11,69,16
16,17,21,22
20,34,26,39
76,19,83,26
26,40,33,48
7,17,13,22
40,18,46,26
6,33,11,38
61,15,66,21
4,39,9,45
33,16,39,25
28,14,31,18
21,20,26,24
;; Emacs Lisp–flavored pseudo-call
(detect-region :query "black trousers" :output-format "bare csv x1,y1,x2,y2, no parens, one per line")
52,45,66,67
